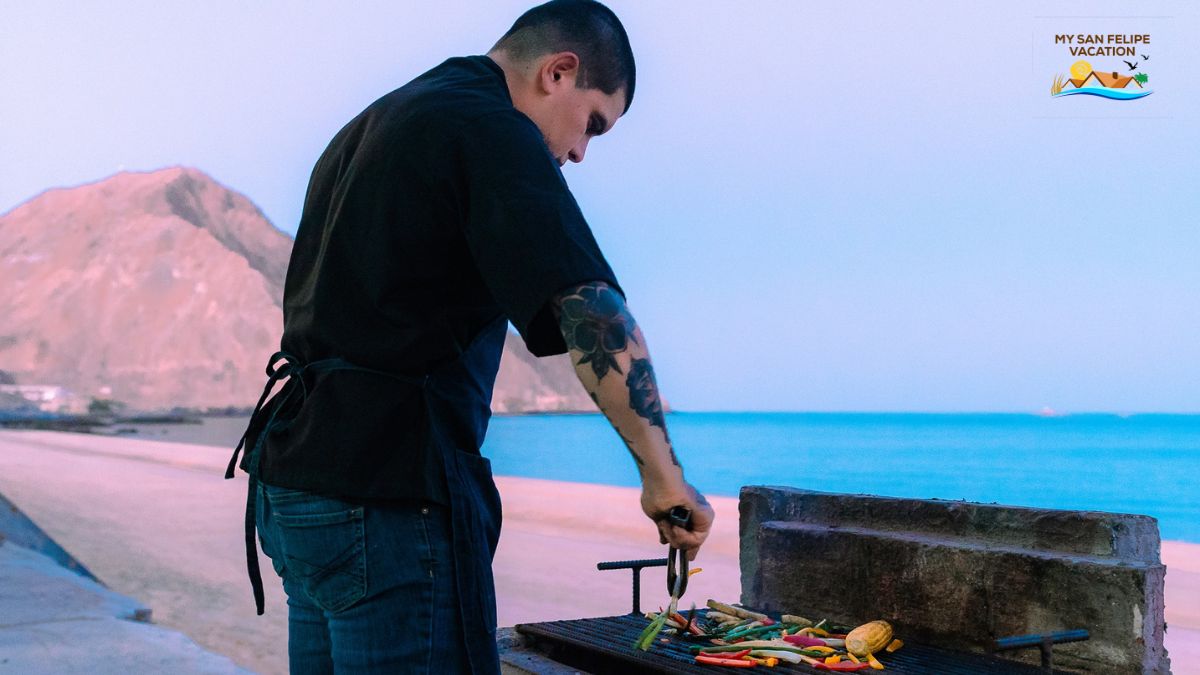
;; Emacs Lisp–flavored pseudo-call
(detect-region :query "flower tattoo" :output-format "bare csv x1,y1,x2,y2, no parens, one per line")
558,283,638,380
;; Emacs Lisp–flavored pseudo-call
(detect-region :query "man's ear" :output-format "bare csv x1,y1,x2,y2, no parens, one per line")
537,51,580,94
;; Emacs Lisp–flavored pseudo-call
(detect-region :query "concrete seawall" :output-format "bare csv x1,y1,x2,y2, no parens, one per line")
1,489,248,673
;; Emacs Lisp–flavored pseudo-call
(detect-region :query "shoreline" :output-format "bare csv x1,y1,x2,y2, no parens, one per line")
0,429,1196,674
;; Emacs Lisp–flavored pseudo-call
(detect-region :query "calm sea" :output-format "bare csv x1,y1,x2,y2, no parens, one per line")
126,412,1200,543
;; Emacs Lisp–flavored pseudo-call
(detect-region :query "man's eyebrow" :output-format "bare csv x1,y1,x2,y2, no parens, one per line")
591,112,610,136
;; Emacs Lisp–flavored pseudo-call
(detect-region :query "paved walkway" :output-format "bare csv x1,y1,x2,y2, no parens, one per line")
0,538,248,673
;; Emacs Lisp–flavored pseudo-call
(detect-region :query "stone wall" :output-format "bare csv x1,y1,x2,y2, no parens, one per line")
739,486,1169,673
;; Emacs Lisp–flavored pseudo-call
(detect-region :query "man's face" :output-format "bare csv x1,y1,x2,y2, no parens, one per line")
537,83,626,167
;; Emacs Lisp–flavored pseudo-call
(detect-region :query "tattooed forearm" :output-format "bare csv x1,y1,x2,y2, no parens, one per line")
557,283,639,380
555,281,681,474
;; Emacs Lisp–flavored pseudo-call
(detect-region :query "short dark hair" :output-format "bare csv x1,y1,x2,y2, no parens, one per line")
492,0,636,113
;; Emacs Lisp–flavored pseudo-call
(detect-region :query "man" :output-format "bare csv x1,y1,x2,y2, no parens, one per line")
226,1,714,672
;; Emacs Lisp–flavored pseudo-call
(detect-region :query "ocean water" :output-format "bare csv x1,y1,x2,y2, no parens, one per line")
129,412,1200,543
482,413,1200,543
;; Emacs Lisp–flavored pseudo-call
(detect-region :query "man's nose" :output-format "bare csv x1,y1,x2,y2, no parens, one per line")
567,137,590,164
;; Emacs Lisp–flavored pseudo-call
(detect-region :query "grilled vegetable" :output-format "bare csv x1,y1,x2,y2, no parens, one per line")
705,650,752,660
695,654,757,667
708,600,770,622
822,639,847,648
814,662,871,672
783,634,826,647
635,612,668,650
845,621,894,657
806,646,836,654
782,614,814,627
697,642,830,657
867,652,885,670
748,649,803,664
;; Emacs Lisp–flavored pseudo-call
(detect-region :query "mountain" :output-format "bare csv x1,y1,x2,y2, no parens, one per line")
0,167,596,413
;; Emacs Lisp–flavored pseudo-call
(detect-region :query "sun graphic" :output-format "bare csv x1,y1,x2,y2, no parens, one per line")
1069,60,1093,80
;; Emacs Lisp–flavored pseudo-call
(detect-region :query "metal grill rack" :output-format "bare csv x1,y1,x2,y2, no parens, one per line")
516,611,1073,674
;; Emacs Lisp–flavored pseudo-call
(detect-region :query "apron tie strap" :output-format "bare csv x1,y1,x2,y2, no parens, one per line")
225,351,305,480
226,350,431,616
244,474,265,614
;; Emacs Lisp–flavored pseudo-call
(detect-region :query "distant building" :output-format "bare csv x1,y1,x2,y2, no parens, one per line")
0,385,88,413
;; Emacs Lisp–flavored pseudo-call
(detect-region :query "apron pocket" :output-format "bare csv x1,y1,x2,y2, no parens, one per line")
454,449,502,557
269,488,367,613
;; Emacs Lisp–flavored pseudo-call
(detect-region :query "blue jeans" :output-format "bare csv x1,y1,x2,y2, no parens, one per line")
256,482,494,673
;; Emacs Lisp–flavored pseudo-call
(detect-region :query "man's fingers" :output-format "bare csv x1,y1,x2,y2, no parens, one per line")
660,522,708,554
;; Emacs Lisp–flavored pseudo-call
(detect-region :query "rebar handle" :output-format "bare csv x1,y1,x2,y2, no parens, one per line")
993,629,1089,672
596,558,668,614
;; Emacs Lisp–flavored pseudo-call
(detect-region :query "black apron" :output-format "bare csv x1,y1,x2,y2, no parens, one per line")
226,315,507,673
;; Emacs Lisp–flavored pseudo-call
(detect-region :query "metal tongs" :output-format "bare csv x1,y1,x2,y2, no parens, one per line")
633,505,696,650
665,506,693,634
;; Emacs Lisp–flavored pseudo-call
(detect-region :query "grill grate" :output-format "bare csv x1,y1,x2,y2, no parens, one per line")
516,611,1070,674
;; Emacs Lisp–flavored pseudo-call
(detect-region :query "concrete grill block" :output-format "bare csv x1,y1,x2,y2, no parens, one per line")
739,486,1169,674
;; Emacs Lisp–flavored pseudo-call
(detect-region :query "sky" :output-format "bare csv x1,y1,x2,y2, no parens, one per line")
2,1,1197,413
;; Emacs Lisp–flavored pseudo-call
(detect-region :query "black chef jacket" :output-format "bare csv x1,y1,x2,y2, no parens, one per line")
250,55,623,504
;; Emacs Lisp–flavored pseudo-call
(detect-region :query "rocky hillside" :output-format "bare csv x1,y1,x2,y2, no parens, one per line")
0,168,595,413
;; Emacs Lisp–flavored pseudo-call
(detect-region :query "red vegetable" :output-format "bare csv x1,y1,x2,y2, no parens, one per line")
670,611,706,636
702,650,752,660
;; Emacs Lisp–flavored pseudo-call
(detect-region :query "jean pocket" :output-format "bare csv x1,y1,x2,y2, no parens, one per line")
270,491,367,613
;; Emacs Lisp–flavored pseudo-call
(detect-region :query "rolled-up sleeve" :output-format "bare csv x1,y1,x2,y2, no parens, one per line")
455,111,623,356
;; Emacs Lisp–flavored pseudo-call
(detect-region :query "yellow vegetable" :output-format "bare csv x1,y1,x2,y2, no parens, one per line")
886,639,903,653
824,655,842,665
846,652,861,663
808,646,835,654
845,620,894,657
867,652,885,670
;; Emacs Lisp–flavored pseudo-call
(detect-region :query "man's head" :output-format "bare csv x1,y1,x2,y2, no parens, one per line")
488,0,634,166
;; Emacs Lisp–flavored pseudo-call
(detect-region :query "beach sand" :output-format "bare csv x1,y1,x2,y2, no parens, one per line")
0,429,1195,674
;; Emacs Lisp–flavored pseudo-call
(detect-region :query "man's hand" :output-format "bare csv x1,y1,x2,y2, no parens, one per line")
551,280,716,560
641,478,714,561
